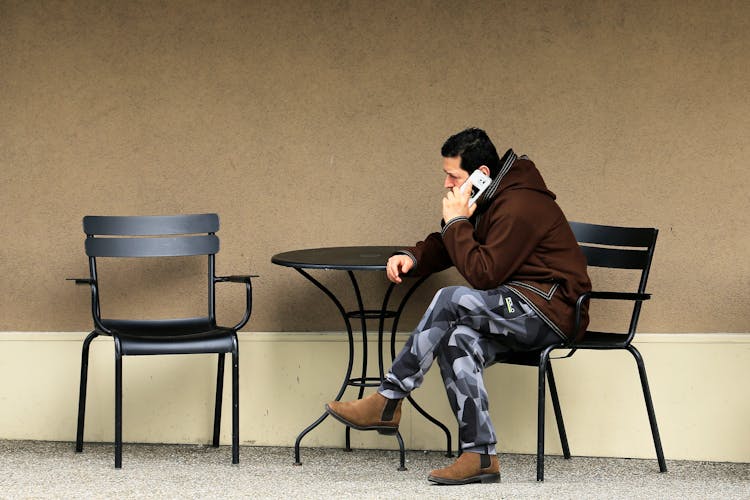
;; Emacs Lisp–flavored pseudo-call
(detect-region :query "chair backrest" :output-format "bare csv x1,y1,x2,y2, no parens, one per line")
83,214,219,257
570,221,658,343
82,214,221,331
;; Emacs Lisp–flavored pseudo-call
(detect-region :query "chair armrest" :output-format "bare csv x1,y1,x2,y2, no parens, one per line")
570,290,651,348
66,278,95,285
66,278,112,334
590,291,651,301
214,275,258,330
573,291,650,337
571,292,591,347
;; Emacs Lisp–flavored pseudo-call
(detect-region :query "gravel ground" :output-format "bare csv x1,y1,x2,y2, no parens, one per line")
1,440,748,499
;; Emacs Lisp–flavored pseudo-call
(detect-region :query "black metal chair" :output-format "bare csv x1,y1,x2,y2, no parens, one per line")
69,214,256,468
502,221,667,481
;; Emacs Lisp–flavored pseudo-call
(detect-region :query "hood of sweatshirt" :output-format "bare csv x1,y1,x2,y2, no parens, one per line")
475,149,556,215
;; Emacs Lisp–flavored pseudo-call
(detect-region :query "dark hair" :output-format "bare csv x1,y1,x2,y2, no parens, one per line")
441,128,501,177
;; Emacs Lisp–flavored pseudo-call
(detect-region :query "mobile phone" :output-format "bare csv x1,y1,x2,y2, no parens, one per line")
460,170,493,206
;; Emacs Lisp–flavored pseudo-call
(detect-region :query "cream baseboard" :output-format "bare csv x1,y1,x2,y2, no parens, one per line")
1,331,748,463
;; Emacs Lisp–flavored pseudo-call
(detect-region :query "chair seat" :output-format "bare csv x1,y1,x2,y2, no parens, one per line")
501,348,554,367
501,331,632,367
573,331,630,349
113,327,236,356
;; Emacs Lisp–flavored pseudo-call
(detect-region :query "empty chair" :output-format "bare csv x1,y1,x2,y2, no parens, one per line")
70,214,256,468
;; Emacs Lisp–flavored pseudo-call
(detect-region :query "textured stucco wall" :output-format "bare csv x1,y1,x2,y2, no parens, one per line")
1,0,748,333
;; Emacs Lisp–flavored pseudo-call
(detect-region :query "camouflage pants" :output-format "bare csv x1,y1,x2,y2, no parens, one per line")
379,285,561,454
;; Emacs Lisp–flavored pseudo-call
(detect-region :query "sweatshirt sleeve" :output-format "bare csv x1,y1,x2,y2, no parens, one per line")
440,198,547,290
398,231,454,277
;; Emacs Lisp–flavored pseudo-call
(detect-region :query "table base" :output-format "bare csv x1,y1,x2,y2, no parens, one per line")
291,268,453,470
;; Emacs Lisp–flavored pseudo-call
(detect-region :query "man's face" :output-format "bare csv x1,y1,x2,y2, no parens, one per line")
442,156,469,190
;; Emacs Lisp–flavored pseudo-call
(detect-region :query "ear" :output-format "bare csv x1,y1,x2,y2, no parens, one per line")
478,165,490,176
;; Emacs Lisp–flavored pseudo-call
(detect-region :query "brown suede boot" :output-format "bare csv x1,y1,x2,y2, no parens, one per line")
325,393,402,435
428,452,501,485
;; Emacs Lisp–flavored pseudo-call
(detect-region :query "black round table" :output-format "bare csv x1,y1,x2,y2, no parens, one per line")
272,246,453,470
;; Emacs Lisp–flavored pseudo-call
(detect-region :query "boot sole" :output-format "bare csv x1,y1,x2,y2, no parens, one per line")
427,472,501,485
324,404,399,435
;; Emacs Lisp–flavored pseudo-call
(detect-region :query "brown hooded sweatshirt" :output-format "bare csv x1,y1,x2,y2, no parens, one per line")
399,150,591,341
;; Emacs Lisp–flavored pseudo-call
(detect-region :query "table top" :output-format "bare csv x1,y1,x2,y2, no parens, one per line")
271,246,404,271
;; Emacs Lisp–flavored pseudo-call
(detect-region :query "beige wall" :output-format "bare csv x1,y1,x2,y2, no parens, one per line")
2,331,749,462
2,0,749,334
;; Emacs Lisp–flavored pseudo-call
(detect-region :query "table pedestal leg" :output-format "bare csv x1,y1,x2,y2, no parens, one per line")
292,269,355,466
344,426,351,452
395,430,407,471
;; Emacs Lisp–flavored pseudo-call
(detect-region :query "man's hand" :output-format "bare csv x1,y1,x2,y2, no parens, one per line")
386,254,414,284
442,183,477,222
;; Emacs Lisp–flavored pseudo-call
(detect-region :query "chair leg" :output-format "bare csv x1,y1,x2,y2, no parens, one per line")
627,345,667,473
535,347,550,481
536,358,546,482
114,342,123,469
547,363,571,459
231,346,239,464
76,332,99,453
536,345,560,481
213,353,226,447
